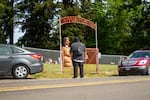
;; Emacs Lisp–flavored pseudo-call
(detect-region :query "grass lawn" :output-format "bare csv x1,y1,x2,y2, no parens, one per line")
29,63,118,79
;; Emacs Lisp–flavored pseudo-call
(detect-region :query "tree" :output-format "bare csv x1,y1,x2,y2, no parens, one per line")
0,0,14,44
93,0,149,55
0,2,6,43
79,0,97,48
56,0,96,48
120,0,150,55
0,0,147,55
16,0,56,49
94,0,125,54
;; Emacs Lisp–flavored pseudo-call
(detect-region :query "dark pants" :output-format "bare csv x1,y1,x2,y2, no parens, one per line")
72,61,84,78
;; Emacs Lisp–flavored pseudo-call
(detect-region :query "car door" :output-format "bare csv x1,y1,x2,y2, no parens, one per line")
0,46,12,74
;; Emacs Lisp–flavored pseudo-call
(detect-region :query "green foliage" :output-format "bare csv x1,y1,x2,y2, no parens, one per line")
16,0,56,49
56,0,96,47
94,0,149,55
0,0,14,44
0,3,5,43
0,0,149,55
119,0,150,55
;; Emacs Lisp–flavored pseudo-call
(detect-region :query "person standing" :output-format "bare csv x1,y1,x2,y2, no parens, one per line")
70,37,87,78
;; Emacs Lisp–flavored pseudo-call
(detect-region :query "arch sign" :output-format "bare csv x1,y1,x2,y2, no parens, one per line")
60,15,96,30
59,15,98,73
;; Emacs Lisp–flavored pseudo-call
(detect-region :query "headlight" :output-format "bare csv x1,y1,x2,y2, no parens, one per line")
138,60,148,65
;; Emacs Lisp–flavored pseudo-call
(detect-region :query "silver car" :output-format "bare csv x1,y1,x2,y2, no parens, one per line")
0,44,43,79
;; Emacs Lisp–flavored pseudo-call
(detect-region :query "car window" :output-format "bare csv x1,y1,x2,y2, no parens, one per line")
11,47,24,53
129,52,150,58
0,46,11,55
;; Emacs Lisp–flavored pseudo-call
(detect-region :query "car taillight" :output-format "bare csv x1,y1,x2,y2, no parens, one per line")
30,54,42,60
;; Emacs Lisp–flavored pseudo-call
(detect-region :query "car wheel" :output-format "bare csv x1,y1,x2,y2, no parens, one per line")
12,64,29,79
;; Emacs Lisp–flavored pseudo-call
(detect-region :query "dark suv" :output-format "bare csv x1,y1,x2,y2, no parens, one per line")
0,44,43,79
118,50,150,76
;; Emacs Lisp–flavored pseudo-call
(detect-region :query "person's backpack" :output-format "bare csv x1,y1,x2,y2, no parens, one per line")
75,46,84,56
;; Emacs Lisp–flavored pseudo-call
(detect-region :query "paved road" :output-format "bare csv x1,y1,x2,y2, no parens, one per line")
0,76,150,100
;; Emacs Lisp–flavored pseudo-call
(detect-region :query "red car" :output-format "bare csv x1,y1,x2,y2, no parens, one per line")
118,50,150,76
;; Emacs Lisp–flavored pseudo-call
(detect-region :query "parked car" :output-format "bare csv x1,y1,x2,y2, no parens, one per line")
118,50,150,76
0,44,43,79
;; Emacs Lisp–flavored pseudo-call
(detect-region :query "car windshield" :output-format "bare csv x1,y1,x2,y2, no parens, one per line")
129,51,150,58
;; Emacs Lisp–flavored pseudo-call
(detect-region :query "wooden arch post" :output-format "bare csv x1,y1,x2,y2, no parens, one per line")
59,15,99,73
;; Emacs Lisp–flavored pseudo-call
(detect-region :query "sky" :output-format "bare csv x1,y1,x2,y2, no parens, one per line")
14,26,24,43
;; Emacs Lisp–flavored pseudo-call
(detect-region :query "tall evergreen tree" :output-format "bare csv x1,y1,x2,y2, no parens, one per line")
0,1,6,43
0,0,14,44
16,0,56,49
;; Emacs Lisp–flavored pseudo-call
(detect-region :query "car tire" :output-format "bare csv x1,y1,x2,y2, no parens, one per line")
12,64,29,79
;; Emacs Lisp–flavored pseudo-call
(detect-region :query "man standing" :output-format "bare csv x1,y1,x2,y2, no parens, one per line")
70,37,87,78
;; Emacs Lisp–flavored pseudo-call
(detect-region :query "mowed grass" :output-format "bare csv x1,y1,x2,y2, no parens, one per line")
29,63,119,79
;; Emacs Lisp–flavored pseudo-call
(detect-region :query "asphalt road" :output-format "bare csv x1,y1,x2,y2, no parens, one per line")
0,76,150,100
